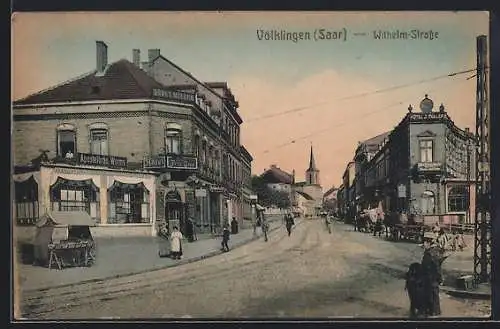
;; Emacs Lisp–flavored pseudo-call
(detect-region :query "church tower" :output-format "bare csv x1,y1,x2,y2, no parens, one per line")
305,145,320,185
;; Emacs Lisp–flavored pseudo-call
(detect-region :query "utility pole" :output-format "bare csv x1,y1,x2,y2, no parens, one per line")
473,35,491,284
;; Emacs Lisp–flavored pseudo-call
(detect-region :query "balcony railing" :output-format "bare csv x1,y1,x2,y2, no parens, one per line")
143,153,198,170
54,153,128,169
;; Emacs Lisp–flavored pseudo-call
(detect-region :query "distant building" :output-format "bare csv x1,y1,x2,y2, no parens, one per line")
294,146,323,217
323,186,338,213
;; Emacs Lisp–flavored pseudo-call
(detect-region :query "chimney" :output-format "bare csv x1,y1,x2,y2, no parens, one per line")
133,49,141,67
96,41,108,73
465,127,470,133
148,49,160,65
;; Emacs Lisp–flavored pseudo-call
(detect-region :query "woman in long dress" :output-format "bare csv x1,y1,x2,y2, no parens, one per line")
170,226,183,260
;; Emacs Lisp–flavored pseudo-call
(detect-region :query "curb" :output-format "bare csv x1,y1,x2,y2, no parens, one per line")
28,219,287,293
440,286,491,300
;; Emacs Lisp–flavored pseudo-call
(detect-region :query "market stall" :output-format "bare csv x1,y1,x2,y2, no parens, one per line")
33,211,96,270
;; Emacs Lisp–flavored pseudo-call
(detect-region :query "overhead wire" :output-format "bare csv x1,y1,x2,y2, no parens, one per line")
258,73,475,156
245,67,479,124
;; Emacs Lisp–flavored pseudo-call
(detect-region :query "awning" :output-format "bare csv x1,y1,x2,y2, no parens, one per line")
36,211,96,228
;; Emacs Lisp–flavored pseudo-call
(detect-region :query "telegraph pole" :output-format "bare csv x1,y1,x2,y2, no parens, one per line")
473,35,491,284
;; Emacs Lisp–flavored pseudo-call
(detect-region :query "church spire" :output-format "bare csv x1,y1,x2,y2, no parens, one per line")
308,144,317,171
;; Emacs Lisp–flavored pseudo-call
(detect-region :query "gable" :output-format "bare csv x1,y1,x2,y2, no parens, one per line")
417,130,437,137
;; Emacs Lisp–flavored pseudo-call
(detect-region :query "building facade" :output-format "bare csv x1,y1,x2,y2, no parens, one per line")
12,41,253,238
350,95,476,225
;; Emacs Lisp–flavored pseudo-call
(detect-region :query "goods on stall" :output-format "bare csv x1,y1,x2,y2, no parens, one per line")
33,211,96,269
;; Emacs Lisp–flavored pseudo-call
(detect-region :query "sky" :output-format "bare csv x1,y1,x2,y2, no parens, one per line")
12,11,489,190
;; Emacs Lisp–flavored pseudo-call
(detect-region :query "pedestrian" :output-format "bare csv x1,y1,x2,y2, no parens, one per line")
157,223,170,258
221,225,230,252
405,262,425,318
262,220,269,242
325,215,332,234
231,217,239,234
170,226,183,260
285,214,294,236
186,218,195,242
421,232,443,317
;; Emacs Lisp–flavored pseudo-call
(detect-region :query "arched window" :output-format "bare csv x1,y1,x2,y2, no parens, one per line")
165,123,182,155
421,191,435,214
57,123,77,157
448,186,468,212
89,122,109,155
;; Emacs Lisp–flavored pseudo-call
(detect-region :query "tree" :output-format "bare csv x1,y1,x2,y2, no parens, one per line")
251,175,291,209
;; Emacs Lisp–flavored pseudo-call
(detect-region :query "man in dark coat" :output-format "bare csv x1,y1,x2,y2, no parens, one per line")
185,218,195,242
421,232,443,317
285,214,294,236
221,225,230,252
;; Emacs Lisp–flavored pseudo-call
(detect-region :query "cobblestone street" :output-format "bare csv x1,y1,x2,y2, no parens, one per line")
18,219,491,319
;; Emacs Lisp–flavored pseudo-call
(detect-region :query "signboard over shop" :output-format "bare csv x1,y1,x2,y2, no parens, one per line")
77,153,127,169
143,155,198,170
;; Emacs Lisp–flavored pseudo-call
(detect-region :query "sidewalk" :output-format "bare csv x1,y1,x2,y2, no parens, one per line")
440,237,491,300
17,217,286,292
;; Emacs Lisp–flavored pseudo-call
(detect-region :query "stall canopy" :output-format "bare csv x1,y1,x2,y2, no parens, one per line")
255,204,266,211
36,211,96,228
33,211,95,265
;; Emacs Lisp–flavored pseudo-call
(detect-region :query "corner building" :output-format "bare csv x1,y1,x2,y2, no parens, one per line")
12,41,253,238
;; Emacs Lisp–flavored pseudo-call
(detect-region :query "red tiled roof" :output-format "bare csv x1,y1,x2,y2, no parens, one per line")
261,166,293,184
13,59,164,105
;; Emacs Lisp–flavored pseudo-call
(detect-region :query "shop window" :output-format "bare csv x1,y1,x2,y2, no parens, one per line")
108,181,150,224
89,124,109,155
419,140,433,163
421,190,435,214
57,126,77,158
14,176,39,226
448,186,468,212
50,177,100,223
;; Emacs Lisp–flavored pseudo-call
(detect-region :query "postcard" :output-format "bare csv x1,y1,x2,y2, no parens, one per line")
11,11,492,320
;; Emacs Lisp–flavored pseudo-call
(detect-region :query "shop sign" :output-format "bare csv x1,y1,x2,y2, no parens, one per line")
209,186,225,193
143,155,166,169
77,152,127,169
166,155,198,170
195,189,207,197
397,184,406,198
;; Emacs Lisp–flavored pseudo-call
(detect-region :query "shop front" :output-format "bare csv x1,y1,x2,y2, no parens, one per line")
13,162,158,238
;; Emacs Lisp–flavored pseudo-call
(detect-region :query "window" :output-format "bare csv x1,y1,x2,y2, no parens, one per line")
14,176,39,226
448,186,468,212
50,177,100,223
90,128,108,155
193,134,200,157
58,130,76,157
421,191,435,214
166,127,182,154
419,140,433,163
108,182,150,224
201,140,207,165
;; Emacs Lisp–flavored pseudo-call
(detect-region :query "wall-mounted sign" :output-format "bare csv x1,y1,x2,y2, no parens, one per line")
250,195,258,200
209,186,225,193
195,189,207,197
167,155,198,170
397,184,406,198
417,162,442,172
143,155,166,169
77,153,127,169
